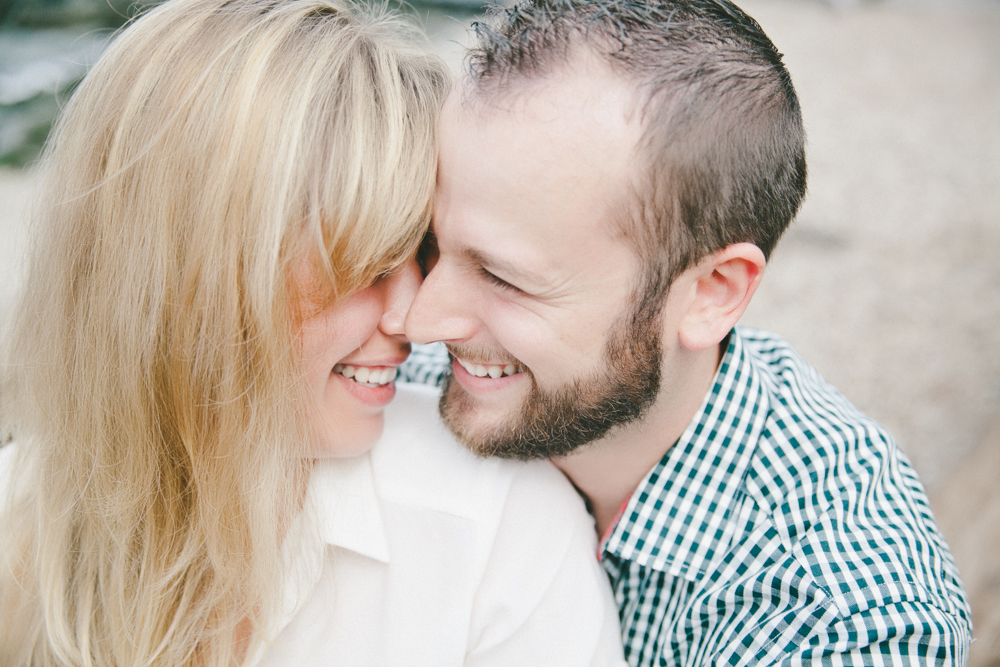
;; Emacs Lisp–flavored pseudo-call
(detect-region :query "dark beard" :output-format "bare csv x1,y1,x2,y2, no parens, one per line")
438,304,663,461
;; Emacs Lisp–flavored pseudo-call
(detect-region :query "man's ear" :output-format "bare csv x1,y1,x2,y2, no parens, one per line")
677,243,766,351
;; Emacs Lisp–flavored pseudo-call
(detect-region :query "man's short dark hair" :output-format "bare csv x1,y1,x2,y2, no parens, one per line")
468,0,807,302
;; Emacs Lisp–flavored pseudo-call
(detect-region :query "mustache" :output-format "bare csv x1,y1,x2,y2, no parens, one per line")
445,343,522,368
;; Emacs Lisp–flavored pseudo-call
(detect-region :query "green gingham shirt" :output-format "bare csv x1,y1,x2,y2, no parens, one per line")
398,328,971,666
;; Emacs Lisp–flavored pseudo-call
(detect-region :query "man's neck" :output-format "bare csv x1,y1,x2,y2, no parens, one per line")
553,342,724,538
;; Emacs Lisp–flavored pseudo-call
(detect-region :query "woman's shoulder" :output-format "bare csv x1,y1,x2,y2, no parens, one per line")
376,387,619,664
374,382,590,531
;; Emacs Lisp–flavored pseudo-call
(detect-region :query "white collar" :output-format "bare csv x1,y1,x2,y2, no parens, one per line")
244,453,392,667
307,454,391,563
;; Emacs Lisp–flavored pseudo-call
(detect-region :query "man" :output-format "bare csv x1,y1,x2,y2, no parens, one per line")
402,0,972,664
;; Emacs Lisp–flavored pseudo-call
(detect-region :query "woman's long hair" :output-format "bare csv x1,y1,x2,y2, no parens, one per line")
0,1,449,664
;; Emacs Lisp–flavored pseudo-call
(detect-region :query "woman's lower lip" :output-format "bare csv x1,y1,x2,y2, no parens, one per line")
452,358,523,392
334,371,396,407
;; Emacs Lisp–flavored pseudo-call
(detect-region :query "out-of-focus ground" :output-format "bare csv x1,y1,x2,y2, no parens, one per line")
733,4,1000,664
738,0,1000,492
2,0,998,662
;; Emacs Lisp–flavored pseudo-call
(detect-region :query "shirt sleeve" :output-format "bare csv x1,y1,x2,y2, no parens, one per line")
705,584,972,667
771,599,971,667
464,460,626,667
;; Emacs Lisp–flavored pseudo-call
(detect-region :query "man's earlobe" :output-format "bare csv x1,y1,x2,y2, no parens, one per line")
677,243,766,351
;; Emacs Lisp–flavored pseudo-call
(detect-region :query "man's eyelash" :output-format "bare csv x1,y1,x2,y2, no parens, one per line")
479,267,520,293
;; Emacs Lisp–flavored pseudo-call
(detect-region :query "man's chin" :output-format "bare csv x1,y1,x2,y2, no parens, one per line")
436,309,664,461
437,371,599,462
438,377,529,458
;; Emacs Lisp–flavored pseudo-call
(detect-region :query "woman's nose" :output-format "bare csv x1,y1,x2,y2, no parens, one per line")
379,258,422,336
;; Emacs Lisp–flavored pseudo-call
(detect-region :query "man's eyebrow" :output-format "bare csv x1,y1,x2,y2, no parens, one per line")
463,247,548,288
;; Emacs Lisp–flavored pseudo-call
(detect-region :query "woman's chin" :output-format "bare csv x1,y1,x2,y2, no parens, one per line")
307,418,385,459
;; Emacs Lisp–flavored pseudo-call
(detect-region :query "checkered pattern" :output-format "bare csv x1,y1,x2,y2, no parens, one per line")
603,327,971,666
398,342,451,387
398,329,972,666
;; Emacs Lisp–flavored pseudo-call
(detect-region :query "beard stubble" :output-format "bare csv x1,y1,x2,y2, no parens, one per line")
438,301,664,461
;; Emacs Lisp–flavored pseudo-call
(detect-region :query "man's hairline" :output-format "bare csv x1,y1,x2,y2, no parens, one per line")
458,48,664,224
452,48,684,315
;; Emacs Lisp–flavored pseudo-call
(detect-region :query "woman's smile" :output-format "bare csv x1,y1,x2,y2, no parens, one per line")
297,260,420,457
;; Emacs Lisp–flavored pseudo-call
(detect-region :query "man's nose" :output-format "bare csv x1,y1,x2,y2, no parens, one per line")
405,261,476,345
378,259,421,337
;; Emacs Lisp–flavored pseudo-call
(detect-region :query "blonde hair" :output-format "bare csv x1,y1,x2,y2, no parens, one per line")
0,1,449,665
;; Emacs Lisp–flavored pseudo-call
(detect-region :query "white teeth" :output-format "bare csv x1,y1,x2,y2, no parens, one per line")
334,365,396,386
455,357,522,379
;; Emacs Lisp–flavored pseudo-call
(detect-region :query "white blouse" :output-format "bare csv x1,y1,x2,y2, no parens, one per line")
254,383,625,666
0,383,625,666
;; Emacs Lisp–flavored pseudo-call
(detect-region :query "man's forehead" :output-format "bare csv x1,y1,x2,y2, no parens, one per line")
437,69,643,198
433,62,644,286
445,56,642,129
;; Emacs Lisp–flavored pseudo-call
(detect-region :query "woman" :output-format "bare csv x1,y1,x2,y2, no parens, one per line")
0,1,623,665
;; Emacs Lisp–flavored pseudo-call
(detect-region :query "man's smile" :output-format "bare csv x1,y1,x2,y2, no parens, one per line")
453,356,523,379
450,353,528,394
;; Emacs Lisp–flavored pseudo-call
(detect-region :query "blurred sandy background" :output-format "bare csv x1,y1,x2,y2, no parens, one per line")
2,0,998,663
732,4,1000,664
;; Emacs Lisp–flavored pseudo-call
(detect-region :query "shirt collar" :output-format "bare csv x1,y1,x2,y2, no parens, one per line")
307,453,391,563
247,454,391,665
602,327,769,581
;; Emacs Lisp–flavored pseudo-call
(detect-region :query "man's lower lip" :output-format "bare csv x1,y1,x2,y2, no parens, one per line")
452,358,523,392
335,371,396,406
